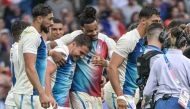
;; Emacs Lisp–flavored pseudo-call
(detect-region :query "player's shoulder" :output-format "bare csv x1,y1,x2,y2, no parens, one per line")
98,32,115,44
10,43,18,52
54,45,69,58
20,26,40,39
117,29,140,44
121,29,140,40
98,32,109,40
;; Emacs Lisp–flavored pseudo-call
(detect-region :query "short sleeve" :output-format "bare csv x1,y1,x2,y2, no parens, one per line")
104,36,116,58
114,35,136,58
21,32,41,54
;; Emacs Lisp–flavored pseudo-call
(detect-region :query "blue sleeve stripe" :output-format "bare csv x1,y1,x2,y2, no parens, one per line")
112,93,117,109
31,95,34,109
19,94,24,109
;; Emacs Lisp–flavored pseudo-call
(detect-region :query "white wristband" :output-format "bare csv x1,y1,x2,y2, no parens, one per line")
116,95,128,103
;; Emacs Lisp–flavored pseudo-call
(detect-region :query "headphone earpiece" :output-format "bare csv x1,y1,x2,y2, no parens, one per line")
158,29,167,44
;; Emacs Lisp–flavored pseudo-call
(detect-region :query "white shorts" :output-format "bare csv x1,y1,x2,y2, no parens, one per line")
5,105,17,109
70,91,102,109
47,105,71,109
5,92,16,108
13,93,43,109
104,91,138,109
57,106,71,109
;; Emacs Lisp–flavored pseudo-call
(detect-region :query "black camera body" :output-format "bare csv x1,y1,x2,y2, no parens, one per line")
136,50,162,90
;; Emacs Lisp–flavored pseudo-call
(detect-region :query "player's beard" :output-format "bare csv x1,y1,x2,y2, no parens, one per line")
41,24,49,34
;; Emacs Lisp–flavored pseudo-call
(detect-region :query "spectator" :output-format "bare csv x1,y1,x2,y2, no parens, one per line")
164,6,179,26
60,8,78,33
0,72,11,109
0,17,5,31
128,11,139,27
46,0,73,20
0,0,5,17
3,3,22,30
99,8,126,41
0,29,11,66
176,0,189,19
111,0,128,9
120,0,142,25
151,0,162,11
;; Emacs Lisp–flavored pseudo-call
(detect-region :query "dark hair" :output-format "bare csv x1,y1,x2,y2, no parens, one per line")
139,6,160,19
146,23,165,44
168,27,187,48
73,34,92,50
32,4,53,19
78,6,97,26
167,20,183,30
11,20,30,42
53,18,62,24
147,23,164,33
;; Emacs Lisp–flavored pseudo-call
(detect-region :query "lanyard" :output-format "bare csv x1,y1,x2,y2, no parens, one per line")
163,53,181,85
146,45,162,53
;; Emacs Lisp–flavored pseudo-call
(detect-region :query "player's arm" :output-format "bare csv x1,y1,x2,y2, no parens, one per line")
23,33,50,108
45,59,57,97
107,36,134,109
45,59,57,109
107,52,125,96
24,53,45,95
47,32,76,66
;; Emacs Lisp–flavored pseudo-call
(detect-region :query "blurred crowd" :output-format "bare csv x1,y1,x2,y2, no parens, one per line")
0,0,190,108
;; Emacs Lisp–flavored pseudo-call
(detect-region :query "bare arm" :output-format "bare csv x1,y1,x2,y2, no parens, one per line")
45,60,58,109
24,53,44,94
107,52,125,96
45,60,57,96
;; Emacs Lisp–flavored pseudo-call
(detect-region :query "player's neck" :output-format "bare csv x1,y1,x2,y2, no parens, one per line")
32,22,41,33
137,23,146,38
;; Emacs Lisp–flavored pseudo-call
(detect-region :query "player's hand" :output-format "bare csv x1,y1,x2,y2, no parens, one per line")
91,55,107,67
117,99,128,109
100,76,106,88
141,99,145,109
51,50,66,66
39,92,51,108
49,95,58,109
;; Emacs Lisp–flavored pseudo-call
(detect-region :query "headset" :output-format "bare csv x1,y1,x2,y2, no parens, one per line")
158,29,168,44
161,29,187,49
144,28,168,46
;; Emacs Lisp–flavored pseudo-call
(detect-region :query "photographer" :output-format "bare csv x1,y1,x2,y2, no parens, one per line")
143,27,190,109
137,23,165,108
144,23,165,67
